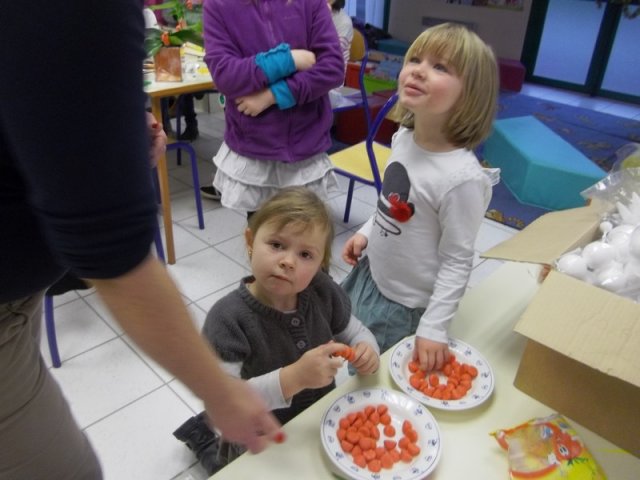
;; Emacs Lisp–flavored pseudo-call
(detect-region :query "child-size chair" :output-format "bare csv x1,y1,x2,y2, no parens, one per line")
330,93,398,222
165,141,205,230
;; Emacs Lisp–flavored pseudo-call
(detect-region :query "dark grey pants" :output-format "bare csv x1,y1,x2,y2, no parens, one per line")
0,293,102,479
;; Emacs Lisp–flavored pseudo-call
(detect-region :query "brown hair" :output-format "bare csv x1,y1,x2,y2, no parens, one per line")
248,187,334,271
392,22,499,150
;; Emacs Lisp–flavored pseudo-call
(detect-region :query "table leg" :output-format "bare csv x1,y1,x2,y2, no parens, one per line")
151,98,176,265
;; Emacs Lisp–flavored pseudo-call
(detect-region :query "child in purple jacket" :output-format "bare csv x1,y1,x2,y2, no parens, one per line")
201,0,345,216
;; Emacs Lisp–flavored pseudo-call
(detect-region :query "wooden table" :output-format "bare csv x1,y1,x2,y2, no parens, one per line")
145,75,215,264
210,262,639,479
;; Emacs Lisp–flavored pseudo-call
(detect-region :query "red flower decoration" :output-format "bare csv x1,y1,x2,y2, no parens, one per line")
161,31,170,46
388,193,412,222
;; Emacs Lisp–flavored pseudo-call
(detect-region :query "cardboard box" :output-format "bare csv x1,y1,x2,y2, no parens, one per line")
482,203,640,457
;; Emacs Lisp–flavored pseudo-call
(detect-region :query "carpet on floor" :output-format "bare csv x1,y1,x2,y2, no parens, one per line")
329,92,640,229
478,92,640,229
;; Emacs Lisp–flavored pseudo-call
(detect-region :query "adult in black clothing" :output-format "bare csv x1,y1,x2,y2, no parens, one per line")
1,2,280,479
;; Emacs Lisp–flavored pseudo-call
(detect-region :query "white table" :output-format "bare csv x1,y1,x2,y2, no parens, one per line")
210,262,639,479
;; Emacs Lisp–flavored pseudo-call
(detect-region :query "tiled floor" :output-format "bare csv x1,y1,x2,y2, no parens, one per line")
43,84,640,480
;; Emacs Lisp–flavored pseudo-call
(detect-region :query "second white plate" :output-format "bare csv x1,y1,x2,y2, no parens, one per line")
321,387,442,480
389,336,495,411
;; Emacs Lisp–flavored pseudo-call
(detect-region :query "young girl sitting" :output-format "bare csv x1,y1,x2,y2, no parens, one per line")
174,187,380,475
341,23,500,374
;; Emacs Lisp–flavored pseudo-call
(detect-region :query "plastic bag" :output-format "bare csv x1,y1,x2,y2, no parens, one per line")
491,414,607,479
581,143,640,210
611,143,640,172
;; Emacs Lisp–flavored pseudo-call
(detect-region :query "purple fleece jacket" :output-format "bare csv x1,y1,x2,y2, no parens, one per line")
203,0,345,163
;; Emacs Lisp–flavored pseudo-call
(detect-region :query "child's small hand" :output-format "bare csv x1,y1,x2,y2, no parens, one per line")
291,49,316,71
289,342,345,391
342,233,368,266
235,88,275,117
413,336,450,372
350,342,379,375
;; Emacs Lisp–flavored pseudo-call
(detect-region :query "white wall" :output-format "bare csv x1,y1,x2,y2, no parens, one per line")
387,0,533,60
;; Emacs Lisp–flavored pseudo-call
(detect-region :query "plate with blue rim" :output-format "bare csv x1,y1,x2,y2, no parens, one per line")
389,336,495,411
320,387,442,480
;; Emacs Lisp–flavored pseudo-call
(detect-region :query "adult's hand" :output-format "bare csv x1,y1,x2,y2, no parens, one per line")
89,256,284,455
146,111,167,168
204,376,283,453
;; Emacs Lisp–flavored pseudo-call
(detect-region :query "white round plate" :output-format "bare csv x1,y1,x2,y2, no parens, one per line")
321,387,442,480
389,336,494,411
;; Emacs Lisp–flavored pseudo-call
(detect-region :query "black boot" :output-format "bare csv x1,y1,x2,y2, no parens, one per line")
179,121,199,141
173,412,224,475
173,412,217,456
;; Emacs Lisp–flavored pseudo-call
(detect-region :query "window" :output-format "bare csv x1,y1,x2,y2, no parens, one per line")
345,0,385,28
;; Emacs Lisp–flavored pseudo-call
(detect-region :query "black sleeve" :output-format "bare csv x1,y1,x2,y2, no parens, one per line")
3,0,157,279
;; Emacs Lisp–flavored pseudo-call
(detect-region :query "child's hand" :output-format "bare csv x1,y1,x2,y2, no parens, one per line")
235,88,275,117
350,342,379,375
413,336,450,372
342,233,368,266
291,49,316,71
281,342,345,397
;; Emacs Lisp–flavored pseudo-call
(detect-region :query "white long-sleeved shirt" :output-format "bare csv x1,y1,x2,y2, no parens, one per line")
359,127,497,343
331,8,354,72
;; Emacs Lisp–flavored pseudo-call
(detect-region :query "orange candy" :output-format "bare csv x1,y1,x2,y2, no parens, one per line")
337,405,420,472
334,346,356,362
412,354,478,400
273,431,286,444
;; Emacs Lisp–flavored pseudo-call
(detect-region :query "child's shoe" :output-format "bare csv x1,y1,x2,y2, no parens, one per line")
200,185,222,201
179,122,199,141
173,411,217,455
173,412,225,475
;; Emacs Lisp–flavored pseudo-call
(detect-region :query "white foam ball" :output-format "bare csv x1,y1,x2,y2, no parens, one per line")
581,241,616,270
607,231,631,262
629,225,640,261
599,221,613,235
556,253,588,280
607,224,634,243
596,263,627,292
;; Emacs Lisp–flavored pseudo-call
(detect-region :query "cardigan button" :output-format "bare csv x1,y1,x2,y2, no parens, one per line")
296,340,306,349
291,317,301,327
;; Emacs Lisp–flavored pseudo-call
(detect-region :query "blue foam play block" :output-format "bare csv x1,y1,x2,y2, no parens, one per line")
483,116,607,210
376,39,410,56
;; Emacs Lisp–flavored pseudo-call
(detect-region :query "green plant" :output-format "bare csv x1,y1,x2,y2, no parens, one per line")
596,0,640,19
145,1,204,57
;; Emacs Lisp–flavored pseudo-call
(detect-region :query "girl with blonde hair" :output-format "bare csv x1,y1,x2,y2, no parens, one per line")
342,23,500,372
